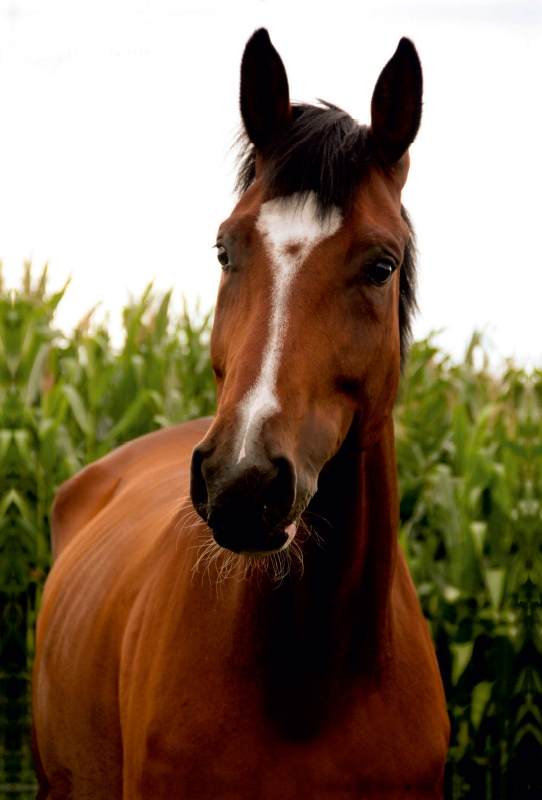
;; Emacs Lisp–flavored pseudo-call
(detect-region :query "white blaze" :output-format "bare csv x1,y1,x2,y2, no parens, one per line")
236,191,342,462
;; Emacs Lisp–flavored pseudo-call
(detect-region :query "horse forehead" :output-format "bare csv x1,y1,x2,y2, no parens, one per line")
255,193,343,256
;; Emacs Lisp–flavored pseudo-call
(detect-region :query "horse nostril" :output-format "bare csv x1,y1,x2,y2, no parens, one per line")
262,502,274,527
190,446,209,517
262,455,296,527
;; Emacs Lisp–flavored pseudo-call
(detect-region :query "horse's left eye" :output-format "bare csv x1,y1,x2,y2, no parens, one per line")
367,260,396,286
216,245,231,271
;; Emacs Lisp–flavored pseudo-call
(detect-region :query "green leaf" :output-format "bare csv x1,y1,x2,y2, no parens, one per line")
61,384,91,436
484,568,506,611
104,389,162,442
451,642,474,685
470,521,487,559
471,681,493,729
25,341,50,406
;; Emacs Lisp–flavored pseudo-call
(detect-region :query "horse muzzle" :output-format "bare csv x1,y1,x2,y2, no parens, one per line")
190,443,299,555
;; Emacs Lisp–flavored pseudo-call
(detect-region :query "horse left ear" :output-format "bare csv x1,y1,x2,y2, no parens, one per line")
240,28,292,153
370,38,423,167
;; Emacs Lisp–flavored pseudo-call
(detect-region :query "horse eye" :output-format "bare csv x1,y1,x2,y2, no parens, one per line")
216,244,230,270
367,260,396,286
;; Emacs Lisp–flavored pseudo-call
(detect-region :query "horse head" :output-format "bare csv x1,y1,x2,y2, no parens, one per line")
190,29,422,556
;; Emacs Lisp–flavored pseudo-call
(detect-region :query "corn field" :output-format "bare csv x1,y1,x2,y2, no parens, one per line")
0,265,541,799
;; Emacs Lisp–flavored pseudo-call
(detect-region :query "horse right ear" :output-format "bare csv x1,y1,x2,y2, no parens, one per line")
370,38,423,167
240,29,292,153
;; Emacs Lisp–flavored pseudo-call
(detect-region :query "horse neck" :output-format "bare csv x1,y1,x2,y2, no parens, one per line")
229,414,399,676
301,413,399,659
225,414,399,737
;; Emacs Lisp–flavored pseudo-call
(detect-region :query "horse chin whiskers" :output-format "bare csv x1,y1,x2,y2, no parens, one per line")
188,522,309,593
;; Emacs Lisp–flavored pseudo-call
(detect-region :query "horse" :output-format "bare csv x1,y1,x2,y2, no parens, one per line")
32,29,449,799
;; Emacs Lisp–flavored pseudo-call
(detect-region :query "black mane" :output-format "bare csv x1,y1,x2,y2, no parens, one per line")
235,102,418,369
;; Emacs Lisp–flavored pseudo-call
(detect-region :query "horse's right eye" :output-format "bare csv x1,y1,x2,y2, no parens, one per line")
216,245,231,270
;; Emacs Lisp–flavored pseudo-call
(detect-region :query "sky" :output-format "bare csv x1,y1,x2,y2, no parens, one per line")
0,0,541,362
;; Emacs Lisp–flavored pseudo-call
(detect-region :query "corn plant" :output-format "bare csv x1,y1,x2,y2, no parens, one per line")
396,338,542,799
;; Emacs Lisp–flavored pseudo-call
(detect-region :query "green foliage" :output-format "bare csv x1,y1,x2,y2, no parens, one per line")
1,265,541,798
396,337,542,798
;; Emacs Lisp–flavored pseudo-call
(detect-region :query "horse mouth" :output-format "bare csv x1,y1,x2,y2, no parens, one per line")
214,521,298,557
238,521,298,557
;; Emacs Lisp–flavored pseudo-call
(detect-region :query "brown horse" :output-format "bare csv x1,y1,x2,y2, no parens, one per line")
32,29,449,799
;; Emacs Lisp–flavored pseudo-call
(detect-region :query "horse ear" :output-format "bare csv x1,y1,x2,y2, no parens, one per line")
240,28,292,153
370,38,423,166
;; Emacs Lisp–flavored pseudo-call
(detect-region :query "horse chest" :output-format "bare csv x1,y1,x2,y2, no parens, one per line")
123,668,445,799
119,588,447,800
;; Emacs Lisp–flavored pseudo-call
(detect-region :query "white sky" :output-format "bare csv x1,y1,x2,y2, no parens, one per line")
0,0,541,361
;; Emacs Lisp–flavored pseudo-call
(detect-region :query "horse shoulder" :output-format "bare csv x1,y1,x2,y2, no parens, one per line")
50,417,213,559
391,544,450,757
